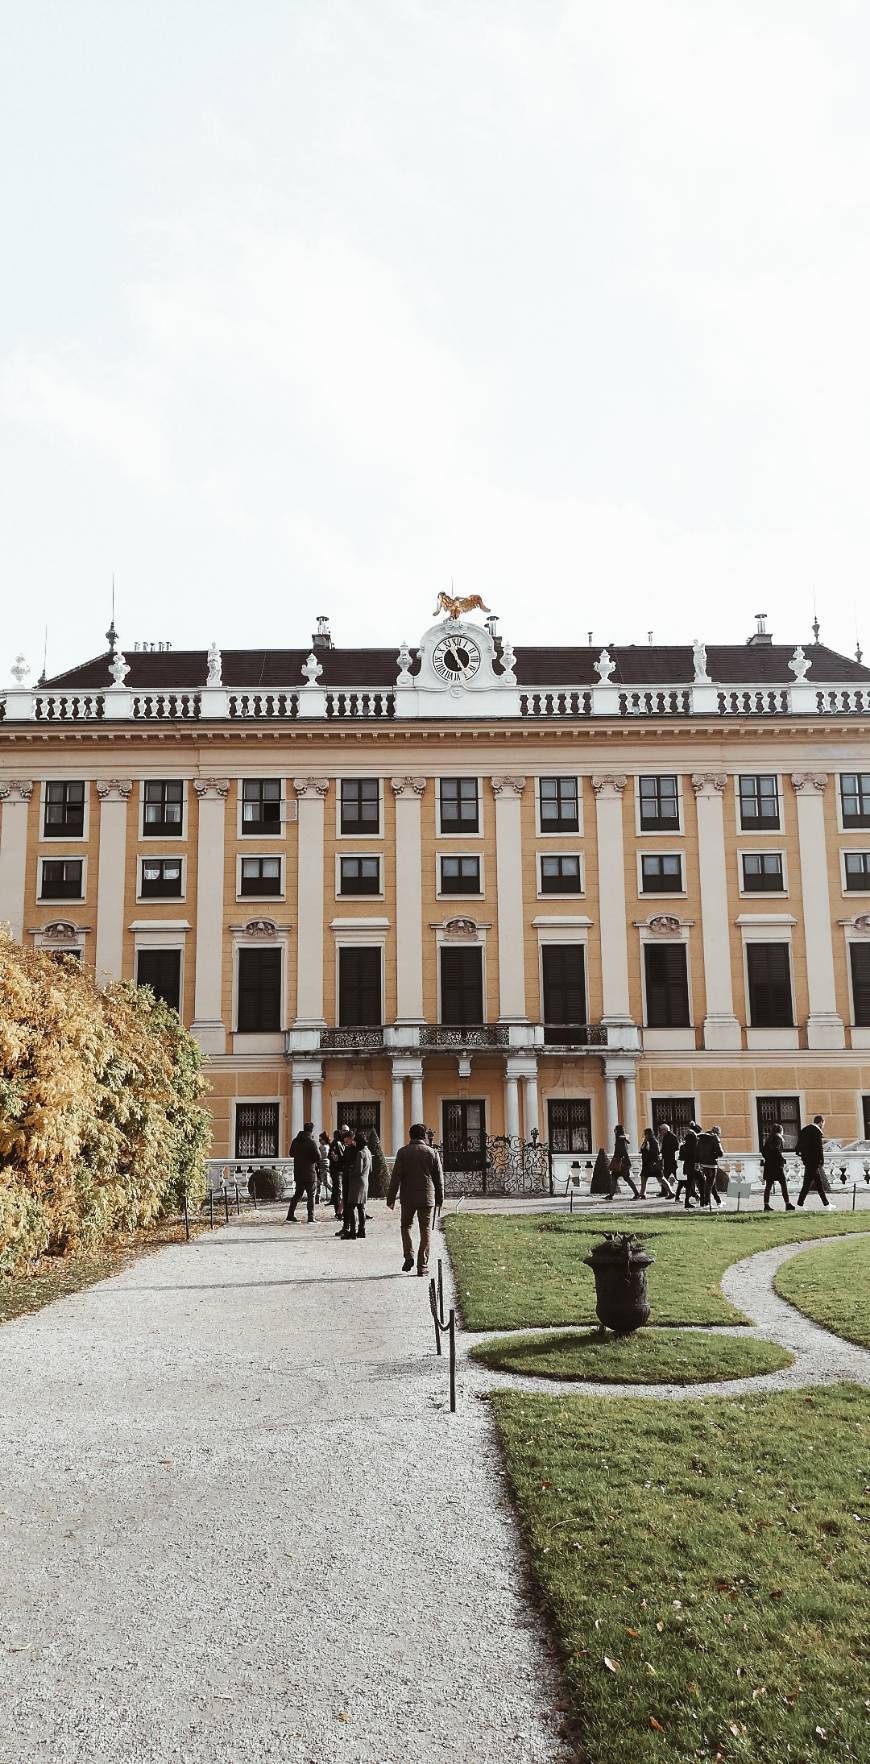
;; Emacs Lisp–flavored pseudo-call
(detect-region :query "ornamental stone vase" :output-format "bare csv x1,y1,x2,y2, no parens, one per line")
583,1233,655,1335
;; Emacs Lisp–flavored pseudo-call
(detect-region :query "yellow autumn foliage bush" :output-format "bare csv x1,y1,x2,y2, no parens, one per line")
0,931,210,1273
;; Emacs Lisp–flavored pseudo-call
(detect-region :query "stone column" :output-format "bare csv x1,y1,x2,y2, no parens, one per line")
291,1070,305,1136
309,1068,324,1137
0,781,33,942
95,780,132,982
523,1070,540,1139
293,778,329,1026
391,1068,406,1154
504,1069,520,1138
492,776,527,1021
621,1067,638,1150
791,773,845,1048
592,776,632,1026
391,777,426,1024
603,1067,619,1145
410,1066,424,1127
690,773,741,1050
191,778,229,1055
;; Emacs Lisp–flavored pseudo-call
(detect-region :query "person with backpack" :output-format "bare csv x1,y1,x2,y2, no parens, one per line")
639,1126,673,1199
795,1114,834,1209
696,1123,725,1208
675,1122,700,1208
761,1123,795,1212
285,1122,321,1224
608,1124,640,1200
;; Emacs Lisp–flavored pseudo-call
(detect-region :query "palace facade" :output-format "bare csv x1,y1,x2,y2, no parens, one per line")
3,608,870,1175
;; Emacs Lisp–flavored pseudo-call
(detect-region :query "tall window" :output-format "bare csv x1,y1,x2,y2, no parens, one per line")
738,775,780,830
136,948,181,1013
340,778,379,835
142,780,183,837
539,777,579,832
850,943,870,1026
240,856,282,897
440,945,484,1024
863,1096,870,1139
841,774,870,828
439,855,481,895
547,1098,591,1153
341,1102,382,1138
644,943,690,1027
140,858,183,899
235,1102,279,1158
236,947,282,1031
439,778,479,833
742,853,784,893
339,856,381,896
845,853,870,892
39,858,83,900
541,945,586,1041
746,943,793,1027
43,781,85,837
540,854,582,895
338,947,382,1025
241,779,281,835
651,1097,696,1139
756,1096,801,1152
639,775,679,832
641,854,682,893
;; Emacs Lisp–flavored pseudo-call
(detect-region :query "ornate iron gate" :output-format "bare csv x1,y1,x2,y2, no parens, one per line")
435,1135,552,1196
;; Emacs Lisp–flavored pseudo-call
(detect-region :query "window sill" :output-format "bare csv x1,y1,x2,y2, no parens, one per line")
232,1032,285,1055
745,1027,799,1049
643,1027,696,1050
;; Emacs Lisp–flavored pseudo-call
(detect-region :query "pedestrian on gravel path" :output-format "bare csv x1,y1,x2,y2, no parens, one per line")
795,1115,834,1209
675,1123,700,1208
696,1123,725,1209
340,1131,372,1240
639,1127,673,1199
316,1131,331,1204
761,1124,795,1212
387,1122,444,1275
659,1121,679,1191
329,1125,349,1219
608,1125,640,1200
286,1123,321,1224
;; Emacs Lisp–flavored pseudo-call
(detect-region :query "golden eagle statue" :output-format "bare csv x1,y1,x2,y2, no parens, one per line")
433,590,491,620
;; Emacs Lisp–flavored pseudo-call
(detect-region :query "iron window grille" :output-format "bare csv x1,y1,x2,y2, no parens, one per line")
142,780,183,836
439,777,479,833
439,855,481,895
140,859,183,899
651,1097,696,1139
135,947,181,1013
845,852,870,891
644,942,690,1027
339,856,381,896
235,1102,279,1159
241,778,282,835
240,856,282,897
639,775,679,832
756,1095,801,1151
742,852,785,893
236,947,282,1031
540,855,582,894
539,776,579,832
547,1097,591,1153
641,854,683,893
39,858,83,901
738,775,780,830
340,1102,382,1138
43,780,85,837
340,778,380,835
746,943,793,1027
841,774,870,828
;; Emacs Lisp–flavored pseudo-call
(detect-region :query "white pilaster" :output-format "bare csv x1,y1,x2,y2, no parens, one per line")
504,1070,520,1138
293,778,329,1025
492,776,527,1020
391,1069,406,1154
390,777,425,1022
592,776,632,1025
94,780,132,982
621,1067,638,1149
191,778,229,1054
523,1071,539,1138
310,1072,324,1137
791,773,845,1048
0,781,33,942
291,1075,305,1136
691,773,742,1050
410,1068,424,1126
603,1069,619,1144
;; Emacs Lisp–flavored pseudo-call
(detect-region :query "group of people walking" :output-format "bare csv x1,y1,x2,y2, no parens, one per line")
606,1112,835,1211
284,1119,444,1272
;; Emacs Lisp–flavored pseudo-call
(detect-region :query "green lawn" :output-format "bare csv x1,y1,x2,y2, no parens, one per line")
471,1327,791,1384
0,1218,202,1326
493,1385,870,1764
775,1234,870,1350
443,1211,870,1330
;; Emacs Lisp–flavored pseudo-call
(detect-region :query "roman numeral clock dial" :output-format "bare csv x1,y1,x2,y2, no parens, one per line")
432,635,482,683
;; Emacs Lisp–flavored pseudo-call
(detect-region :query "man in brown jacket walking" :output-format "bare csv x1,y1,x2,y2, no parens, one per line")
386,1122,445,1275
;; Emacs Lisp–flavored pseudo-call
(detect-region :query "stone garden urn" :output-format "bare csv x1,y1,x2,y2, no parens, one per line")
583,1233,655,1335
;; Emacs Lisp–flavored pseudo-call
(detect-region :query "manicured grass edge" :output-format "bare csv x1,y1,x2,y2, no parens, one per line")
470,1326,793,1385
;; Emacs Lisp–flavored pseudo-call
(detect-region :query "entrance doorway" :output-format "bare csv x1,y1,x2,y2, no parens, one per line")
442,1099,486,1176
338,1101,382,1139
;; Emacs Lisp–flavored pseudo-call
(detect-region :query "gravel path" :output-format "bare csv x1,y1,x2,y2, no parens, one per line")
459,1236,870,1404
0,1206,569,1764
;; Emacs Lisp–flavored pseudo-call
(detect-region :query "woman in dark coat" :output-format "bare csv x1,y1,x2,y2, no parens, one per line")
341,1131,372,1240
761,1124,795,1212
639,1127,673,1199
608,1124,640,1200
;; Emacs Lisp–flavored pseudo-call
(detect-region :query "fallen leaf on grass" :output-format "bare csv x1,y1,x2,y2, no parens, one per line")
603,1656,620,1673
655,1620,664,1632
624,1626,640,1638
649,1716,665,1731
687,1682,700,1697
645,1663,657,1676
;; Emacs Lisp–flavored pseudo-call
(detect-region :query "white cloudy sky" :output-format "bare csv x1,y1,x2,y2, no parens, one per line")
2,0,869,677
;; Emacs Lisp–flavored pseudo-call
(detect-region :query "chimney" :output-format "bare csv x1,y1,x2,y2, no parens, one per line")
312,614,333,650
747,611,772,647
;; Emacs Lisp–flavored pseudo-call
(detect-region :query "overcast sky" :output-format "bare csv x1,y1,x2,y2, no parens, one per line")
2,1,869,679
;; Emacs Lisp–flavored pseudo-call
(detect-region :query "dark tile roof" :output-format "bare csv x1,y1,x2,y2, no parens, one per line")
42,640,870,691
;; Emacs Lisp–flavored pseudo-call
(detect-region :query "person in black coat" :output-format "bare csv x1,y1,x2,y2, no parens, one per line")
696,1124,724,1208
676,1123,700,1208
659,1122,679,1190
795,1115,833,1208
328,1125,349,1218
761,1124,795,1212
286,1123,321,1223
608,1125,640,1200
639,1127,673,1198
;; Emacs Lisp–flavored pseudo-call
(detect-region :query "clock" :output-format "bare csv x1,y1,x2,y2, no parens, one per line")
432,633,482,683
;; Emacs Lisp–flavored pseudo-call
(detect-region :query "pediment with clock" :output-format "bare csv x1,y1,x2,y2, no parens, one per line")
396,605,520,717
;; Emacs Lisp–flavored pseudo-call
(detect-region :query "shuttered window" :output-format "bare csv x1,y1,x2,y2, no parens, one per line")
644,943,690,1027
440,946,484,1024
746,943,793,1027
237,947,282,1031
850,943,870,1027
338,947,382,1025
136,948,181,1013
541,945,586,1030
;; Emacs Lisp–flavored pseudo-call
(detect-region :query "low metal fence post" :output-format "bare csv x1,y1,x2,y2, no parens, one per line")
428,1278,443,1356
209,1190,214,1230
449,1309,456,1413
853,1182,857,1212
223,1187,230,1224
182,1191,190,1241
234,1182,240,1216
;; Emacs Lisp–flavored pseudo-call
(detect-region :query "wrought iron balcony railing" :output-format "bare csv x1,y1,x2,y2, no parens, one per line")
419,1023,510,1048
320,1027,385,1051
543,1023,608,1047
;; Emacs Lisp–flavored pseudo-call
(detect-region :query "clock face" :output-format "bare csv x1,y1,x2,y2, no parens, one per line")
432,634,482,683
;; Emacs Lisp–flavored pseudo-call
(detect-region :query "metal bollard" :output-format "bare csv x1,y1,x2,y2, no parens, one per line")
209,1190,214,1230
429,1277,443,1356
853,1182,857,1213
223,1187,230,1224
448,1309,456,1413
182,1191,190,1242
234,1182,240,1216
437,1257,445,1324
569,1188,574,1214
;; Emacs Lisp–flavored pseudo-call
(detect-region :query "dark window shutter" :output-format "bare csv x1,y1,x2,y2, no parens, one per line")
237,947,282,1032
338,947,382,1025
136,948,181,1013
850,943,870,1026
440,946,484,1024
746,944,793,1027
644,943,690,1027
541,945,586,1025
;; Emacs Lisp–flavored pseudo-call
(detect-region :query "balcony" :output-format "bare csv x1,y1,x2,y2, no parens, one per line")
542,1023,608,1047
419,1023,510,1049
